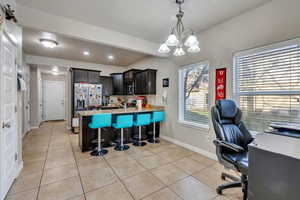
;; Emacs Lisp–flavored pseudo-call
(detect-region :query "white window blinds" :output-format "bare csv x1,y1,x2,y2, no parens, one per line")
234,40,300,132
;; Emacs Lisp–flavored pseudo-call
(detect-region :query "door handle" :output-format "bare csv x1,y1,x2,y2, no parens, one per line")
2,122,11,129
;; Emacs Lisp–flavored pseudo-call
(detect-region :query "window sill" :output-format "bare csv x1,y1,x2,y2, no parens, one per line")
178,120,209,130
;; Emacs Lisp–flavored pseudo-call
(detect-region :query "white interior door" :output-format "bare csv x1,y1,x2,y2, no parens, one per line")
43,80,65,121
0,32,18,200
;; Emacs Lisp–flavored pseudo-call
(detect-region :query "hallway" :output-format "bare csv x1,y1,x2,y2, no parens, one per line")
6,122,241,200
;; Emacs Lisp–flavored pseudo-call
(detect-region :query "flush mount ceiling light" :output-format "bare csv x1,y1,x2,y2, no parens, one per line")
83,51,90,56
39,38,58,48
52,66,59,72
108,55,115,60
158,0,200,56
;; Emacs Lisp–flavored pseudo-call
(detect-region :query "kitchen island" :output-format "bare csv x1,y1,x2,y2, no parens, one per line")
78,106,164,152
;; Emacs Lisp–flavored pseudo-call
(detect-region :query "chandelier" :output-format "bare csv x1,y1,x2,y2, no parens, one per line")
158,0,200,56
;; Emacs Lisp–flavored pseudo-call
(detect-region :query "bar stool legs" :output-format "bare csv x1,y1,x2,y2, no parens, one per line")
148,122,160,143
91,128,108,156
133,126,147,146
115,128,130,151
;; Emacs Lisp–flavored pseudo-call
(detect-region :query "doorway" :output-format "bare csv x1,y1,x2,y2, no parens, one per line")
43,80,65,121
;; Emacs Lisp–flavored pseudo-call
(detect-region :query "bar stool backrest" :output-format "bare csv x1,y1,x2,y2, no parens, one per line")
89,113,112,129
115,115,133,128
135,113,151,126
152,111,165,123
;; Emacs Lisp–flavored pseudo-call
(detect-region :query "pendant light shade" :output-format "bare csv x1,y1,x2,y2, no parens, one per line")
187,44,201,53
173,47,185,56
184,34,199,47
165,34,179,46
158,43,171,54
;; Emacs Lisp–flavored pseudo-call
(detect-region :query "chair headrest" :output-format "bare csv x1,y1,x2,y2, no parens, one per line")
216,99,238,119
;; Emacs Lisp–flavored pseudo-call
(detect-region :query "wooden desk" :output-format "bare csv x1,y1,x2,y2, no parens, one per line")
248,133,300,200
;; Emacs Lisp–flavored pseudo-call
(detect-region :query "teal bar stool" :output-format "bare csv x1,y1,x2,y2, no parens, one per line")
148,111,165,143
88,113,112,156
113,115,133,151
133,113,151,147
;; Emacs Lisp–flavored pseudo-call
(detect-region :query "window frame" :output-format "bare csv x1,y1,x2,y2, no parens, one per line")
178,61,210,129
233,38,300,131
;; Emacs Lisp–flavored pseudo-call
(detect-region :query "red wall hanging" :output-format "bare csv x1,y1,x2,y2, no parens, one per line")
215,68,226,102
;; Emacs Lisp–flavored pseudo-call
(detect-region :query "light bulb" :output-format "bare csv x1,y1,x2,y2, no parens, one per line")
165,34,179,46
184,34,199,47
187,44,201,53
158,43,171,54
173,47,185,56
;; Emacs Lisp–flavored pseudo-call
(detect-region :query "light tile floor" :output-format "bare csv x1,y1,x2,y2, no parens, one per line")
6,121,243,200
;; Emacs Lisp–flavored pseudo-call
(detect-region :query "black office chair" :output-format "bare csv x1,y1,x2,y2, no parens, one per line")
211,99,253,200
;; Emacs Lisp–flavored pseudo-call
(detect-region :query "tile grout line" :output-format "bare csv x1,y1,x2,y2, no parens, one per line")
103,155,137,200
69,131,87,200
35,124,54,200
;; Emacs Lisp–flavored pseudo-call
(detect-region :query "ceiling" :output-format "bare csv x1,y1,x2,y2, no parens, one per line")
17,0,271,43
23,27,148,66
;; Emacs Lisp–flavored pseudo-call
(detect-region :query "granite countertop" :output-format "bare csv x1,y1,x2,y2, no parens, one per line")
78,106,164,116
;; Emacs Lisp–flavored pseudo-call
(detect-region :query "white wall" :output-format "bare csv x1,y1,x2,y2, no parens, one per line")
128,0,300,155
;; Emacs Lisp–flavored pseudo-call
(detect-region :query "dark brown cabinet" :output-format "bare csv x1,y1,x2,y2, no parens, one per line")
110,73,124,95
135,69,157,95
88,71,101,84
123,69,142,95
99,76,113,96
73,69,88,83
72,69,101,83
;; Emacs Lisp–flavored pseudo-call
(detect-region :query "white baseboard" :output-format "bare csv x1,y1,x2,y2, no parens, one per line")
15,161,23,178
30,126,39,129
160,135,217,161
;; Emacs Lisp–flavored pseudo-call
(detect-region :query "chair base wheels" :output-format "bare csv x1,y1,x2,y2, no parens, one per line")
90,149,108,157
114,145,130,151
148,138,160,143
133,141,147,147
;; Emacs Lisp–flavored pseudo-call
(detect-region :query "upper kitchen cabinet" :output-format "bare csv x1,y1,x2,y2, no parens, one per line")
123,69,142,95
135,69,157,95
110,73,124,95
73,69,88,83
88,71,101,84
72,68,101,83
100,76,113,96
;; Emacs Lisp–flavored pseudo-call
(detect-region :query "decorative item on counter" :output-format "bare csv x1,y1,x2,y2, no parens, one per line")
1,4,17,23
136,96,147,107
215,68,226,102
163,78,169,87
136,100,143,110
145,104,152,108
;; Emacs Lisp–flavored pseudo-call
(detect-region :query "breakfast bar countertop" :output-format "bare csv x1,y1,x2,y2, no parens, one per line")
78,106,165,116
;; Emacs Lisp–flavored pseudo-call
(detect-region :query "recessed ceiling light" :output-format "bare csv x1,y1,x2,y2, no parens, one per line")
83,51,90,56
108,55,114,60
39,38,58,48
52,72,59,76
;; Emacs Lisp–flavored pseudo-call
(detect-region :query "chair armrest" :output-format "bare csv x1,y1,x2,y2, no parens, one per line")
214,140,245,153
